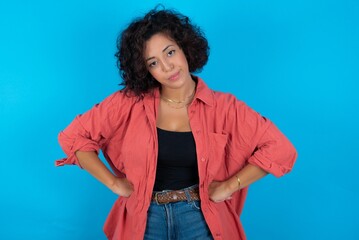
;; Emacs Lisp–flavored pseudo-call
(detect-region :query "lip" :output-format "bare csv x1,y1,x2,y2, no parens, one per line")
168,71,180,81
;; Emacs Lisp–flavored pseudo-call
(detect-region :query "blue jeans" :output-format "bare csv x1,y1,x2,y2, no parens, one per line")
144,186,213,240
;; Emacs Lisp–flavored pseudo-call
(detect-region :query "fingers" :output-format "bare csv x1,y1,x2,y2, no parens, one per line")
210,195,233,203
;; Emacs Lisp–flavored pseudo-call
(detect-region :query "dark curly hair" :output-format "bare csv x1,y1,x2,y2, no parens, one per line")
115,7,210,96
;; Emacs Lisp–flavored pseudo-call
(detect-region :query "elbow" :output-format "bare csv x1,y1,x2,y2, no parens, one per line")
266,140,298,178
58,130,77,155
278,142,298,176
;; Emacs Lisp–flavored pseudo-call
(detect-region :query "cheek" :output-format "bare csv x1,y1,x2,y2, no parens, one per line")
179,53,189,68
148,69,162,82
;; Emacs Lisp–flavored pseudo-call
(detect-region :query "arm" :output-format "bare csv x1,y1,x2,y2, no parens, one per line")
76,151,133,197
209,163,267,202
56,91,132,168
56,91,135,197
208,96,297,202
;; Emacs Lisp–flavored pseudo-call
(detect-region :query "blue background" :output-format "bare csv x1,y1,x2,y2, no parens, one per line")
1,0,358,239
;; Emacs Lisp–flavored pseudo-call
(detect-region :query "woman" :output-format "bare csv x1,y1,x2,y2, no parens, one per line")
56,7,297,240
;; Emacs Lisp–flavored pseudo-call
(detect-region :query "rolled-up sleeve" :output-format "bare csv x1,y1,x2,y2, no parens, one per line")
226,96,297,177
247,120,297,177
55,92,123,168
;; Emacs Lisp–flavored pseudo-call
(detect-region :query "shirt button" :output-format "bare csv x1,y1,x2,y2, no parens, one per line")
201,157,206,162
196,129,201,134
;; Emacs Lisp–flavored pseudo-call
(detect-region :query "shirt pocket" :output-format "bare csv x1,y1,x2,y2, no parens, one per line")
207,132,229,181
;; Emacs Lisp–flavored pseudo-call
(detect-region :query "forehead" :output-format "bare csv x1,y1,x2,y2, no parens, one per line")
144,33,178,57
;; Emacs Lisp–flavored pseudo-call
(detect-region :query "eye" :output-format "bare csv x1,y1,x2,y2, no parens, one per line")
148,61,158,68
167,49,175,57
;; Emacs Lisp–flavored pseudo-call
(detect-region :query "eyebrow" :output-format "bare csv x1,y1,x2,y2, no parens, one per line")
145,45,174,62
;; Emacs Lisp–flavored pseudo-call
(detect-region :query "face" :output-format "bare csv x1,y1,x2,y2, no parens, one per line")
144,33,192,90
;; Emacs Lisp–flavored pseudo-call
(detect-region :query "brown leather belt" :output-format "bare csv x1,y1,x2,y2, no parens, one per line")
151,187,200,204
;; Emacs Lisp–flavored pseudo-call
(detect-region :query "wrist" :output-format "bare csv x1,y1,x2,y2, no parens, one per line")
227,175,241,193
106,175,118,190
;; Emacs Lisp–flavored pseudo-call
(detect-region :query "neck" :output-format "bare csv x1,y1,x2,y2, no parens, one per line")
160,78,196,101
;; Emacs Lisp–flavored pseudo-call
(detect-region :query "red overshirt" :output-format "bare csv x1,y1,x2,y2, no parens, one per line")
56,77,297,240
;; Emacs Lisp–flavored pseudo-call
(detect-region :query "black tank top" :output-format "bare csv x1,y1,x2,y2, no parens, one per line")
153,128,199,191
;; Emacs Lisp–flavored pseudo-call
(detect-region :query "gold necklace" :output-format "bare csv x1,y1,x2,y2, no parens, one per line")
161,95,187,103
161,87,196,103
160,87,196,109
161,99,188,109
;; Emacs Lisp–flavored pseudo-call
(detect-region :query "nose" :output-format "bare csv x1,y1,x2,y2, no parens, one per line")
161,59,174,72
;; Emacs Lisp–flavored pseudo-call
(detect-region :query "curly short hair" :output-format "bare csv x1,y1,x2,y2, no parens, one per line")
115,7,210,96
